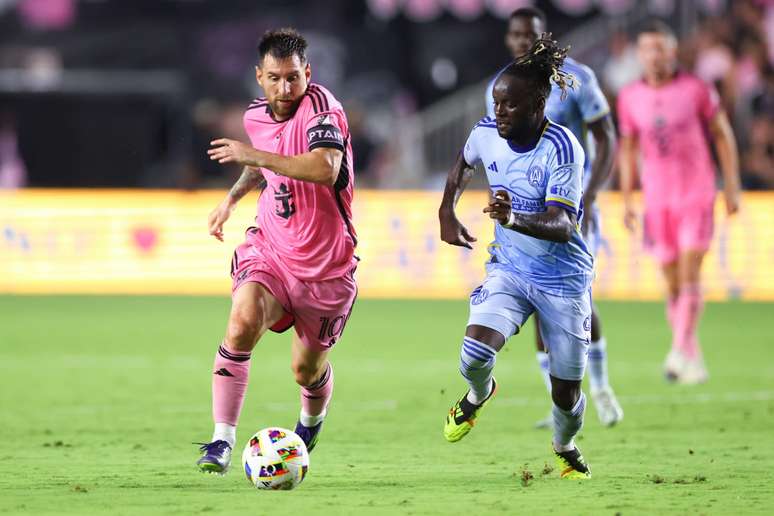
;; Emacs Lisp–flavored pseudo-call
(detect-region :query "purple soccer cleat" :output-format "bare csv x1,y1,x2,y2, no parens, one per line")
196,440,232,474
294,421,323,453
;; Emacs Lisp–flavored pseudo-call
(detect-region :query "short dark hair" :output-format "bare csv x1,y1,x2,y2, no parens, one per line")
257,28,308,66
510,6,546,26
500,32,573,101
638,18,676,39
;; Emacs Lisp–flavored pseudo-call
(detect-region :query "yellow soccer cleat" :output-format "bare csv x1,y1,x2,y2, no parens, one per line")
554,446,591,479
443,379,497,443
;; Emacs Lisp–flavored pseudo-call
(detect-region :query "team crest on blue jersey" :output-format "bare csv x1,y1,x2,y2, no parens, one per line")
527,165,545,187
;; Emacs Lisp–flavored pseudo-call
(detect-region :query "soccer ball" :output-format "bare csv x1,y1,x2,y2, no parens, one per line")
241,427,310,490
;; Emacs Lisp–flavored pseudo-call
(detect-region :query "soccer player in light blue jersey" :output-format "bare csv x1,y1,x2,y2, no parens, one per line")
485,7,623,428
439,35,592,479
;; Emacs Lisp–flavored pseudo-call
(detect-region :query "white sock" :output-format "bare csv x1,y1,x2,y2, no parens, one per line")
588,337,609,392
212,422,236,448
536,351,552,394
553,439,576,453
300,409,326,427
466,378,493,405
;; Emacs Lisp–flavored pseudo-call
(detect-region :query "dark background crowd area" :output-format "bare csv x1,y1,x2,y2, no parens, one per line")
0,0,771,191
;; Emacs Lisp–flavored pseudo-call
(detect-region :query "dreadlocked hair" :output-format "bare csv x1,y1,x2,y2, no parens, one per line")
505,32,576,100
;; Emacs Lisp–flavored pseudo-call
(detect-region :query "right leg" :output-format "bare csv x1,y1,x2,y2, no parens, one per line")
660,260,683,380
444,267,530,442
198,282,285,473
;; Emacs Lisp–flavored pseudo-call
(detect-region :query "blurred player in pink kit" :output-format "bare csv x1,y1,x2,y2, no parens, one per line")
618,20,740,384
196,28,358,473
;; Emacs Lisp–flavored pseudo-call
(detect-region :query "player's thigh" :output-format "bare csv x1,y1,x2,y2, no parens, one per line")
227,282,286,350
291,271,358,353
535,290,592,382
677,201,714,259
644,206,679,265
677,249,706,286
660,261,680,299
467,266,533,348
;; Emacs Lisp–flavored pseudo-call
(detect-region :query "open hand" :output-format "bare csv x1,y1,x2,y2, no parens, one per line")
208,138,258,166
207,198,236,241
439,210,477,249
623,204,638,233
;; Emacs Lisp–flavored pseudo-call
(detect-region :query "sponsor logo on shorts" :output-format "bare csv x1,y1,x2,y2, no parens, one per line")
583,315,592,332
471,288,489,305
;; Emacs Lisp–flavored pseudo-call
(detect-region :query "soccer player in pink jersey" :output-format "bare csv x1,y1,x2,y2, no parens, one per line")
618,20,741,384
195,28,358,473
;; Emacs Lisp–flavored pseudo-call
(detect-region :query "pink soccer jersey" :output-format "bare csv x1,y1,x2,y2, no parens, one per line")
242,83,357,281
617,72,720,208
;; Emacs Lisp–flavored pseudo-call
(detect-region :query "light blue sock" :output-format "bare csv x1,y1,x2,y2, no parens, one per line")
587,337,609,391
552,392,586,450
460,337,496,404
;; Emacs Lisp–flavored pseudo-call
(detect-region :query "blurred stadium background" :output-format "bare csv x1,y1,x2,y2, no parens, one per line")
1,0,772,300
2,1,774,514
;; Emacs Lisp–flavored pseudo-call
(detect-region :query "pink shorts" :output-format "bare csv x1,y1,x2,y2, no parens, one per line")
230,229,357,352
643,201,714,264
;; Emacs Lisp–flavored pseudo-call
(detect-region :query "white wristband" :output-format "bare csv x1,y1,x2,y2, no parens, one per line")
502,211,516,229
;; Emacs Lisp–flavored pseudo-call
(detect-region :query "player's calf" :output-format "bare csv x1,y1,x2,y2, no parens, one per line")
444,334,500,442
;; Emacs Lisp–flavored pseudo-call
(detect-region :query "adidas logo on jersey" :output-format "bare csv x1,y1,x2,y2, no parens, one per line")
488,162,498,172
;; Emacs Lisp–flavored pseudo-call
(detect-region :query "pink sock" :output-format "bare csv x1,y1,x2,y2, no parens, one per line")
666,295,679,350
300,362,334,417
212,343,251,426
674,284,704,360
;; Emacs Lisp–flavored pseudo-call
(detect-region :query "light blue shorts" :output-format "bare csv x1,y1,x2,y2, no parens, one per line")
467,264,592,381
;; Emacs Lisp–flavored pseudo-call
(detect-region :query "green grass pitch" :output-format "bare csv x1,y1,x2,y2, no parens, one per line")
1,296,773,515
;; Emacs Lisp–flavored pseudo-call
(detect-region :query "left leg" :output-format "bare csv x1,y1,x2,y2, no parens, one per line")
582,207,623,425
673,249,708,383
536,290,592,479
290,334,333,452
587,304,624,426
288,269,357,451
671,200,714,384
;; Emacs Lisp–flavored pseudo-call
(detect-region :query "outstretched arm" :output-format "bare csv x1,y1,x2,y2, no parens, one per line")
582,116,617,234
485,190,576,243
208,138,343,186
708,110,740,215
619,134,639,232
207,166,264,242
438,151,478,249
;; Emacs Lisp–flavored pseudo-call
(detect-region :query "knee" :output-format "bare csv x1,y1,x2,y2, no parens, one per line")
291,361,322,387
550,378,581,411
225,312,260,352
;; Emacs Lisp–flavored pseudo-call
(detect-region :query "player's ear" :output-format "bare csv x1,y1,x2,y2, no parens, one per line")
255,65,263,84
304,62,311,82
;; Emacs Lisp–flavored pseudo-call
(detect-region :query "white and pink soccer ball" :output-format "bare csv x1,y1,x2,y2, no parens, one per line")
241,427,310,490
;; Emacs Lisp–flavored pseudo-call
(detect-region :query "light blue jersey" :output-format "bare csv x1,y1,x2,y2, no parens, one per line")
485,57,610,187
463,117,594,297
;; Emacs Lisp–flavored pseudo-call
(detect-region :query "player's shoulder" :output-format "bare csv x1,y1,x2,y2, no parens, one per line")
473,115,497,130
618,77,647,98
563,57,596,84
244,96,271,120
543,120,584,166
675,71,713,93
304,83,344,114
